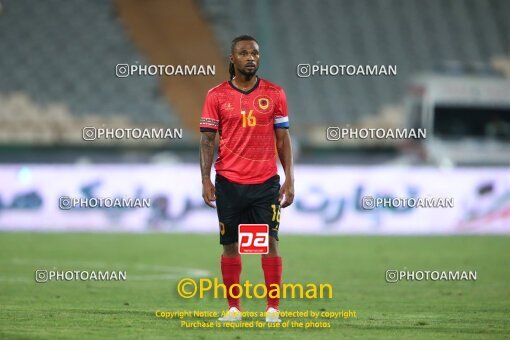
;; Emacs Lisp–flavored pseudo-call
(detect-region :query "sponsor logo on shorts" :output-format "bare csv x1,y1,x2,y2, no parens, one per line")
238,224,269,254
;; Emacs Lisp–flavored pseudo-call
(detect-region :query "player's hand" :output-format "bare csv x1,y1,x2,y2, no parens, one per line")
278,179,294,208
202,178,216,208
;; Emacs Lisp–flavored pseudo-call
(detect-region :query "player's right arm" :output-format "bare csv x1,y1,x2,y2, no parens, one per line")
199,90,220,208
200,131,216,208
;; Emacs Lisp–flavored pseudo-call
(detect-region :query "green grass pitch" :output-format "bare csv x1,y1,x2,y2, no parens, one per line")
0,233,509,339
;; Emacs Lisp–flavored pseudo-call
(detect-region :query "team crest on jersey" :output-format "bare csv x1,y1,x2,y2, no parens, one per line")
253,96,273,114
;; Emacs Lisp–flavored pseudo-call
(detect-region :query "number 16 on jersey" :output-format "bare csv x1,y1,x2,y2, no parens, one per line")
241,110,256,127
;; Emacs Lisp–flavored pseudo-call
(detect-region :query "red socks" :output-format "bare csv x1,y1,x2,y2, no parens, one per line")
262,256,282,310
221,256,242,309
221,255,283,310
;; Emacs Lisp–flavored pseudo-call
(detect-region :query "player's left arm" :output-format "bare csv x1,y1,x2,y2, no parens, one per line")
275,128,294,208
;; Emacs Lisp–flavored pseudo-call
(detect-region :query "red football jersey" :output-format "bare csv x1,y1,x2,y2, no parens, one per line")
200,77,290,184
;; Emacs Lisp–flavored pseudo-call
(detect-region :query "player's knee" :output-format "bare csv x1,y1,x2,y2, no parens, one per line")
222,243,239,257
263,236,279,257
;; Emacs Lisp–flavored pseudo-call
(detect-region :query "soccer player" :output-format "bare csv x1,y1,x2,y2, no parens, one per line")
199,35,294,323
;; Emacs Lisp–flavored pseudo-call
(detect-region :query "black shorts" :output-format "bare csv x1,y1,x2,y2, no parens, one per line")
215,174,281,245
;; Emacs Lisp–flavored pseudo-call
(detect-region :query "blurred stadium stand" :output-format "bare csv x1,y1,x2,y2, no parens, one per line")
115,0,229,133
198,0,510,139
0,0,509,158
0,0,182,146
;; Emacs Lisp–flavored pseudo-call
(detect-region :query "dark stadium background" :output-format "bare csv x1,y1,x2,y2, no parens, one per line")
0,1,509,338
